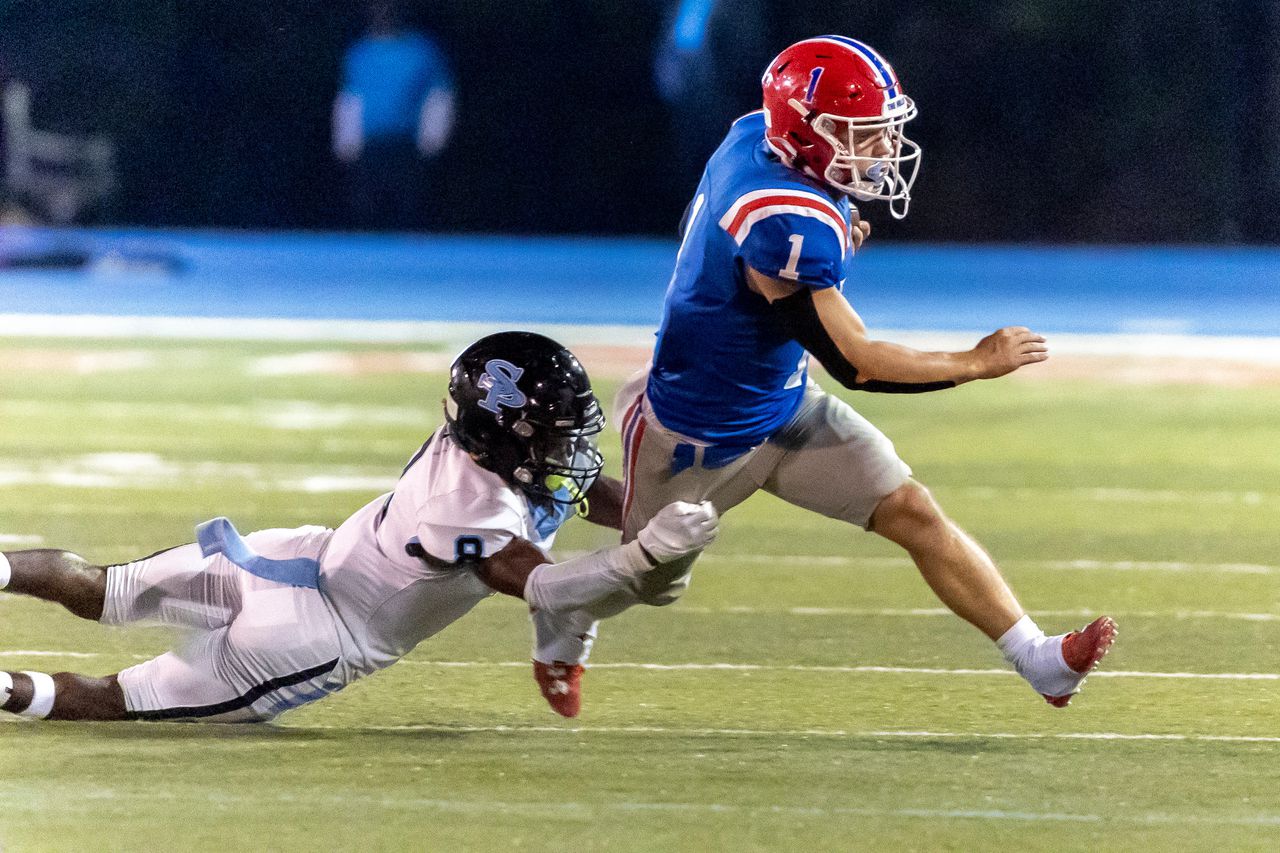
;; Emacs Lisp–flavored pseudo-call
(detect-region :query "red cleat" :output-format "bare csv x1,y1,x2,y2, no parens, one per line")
1042,616,1118,707
533,660,584,718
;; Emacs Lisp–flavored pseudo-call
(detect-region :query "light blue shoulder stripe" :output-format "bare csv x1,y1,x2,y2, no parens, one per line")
196,517,320,589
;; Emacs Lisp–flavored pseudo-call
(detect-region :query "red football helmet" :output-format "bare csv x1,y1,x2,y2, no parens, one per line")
762,36,920,219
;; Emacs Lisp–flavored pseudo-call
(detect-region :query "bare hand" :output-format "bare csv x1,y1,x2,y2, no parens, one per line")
850,210,872,253
969,327,1048,379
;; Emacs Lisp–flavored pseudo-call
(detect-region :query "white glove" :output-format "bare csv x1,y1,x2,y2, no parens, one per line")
636,500,719,563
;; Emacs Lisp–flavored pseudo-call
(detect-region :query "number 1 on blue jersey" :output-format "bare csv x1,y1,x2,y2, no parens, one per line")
779,233,804,280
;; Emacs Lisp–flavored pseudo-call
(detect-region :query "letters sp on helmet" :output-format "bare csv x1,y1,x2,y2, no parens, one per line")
762,36,921,219
445,331,605,507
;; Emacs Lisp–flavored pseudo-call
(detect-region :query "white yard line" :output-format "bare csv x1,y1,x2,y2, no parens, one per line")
3,650,1274,681
0,782,1275,826
0,650,108,658
295,721,1280,749
2,600,1275,625
0,399,431,431
695,553,1280,575
674,605,1280,622
957,485,1277,506
404,661,1280,681
0,455,398,493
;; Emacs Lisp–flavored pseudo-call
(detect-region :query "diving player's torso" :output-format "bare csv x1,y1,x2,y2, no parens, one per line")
320,431,570,675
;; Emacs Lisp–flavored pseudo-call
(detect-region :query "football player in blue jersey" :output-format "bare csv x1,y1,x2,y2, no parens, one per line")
530,36,1116,717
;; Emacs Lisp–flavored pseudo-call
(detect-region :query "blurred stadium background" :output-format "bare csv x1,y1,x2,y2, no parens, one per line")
1,0,1278,240
1,1,1278,851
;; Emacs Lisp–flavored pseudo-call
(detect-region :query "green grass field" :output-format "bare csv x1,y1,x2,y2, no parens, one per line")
1,337,1278,851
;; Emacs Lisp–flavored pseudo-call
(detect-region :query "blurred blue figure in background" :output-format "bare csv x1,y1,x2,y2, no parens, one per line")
332,0,455,231
653,0,771,198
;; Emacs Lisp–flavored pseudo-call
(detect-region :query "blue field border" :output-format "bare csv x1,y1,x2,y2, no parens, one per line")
0,226,1276,337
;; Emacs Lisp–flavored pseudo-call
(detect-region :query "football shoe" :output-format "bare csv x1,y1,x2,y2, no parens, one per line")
533,660,584,718
1042,616,1118,708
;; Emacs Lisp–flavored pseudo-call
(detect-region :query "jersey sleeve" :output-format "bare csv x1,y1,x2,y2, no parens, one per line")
720,190,849,290
415,490,527,563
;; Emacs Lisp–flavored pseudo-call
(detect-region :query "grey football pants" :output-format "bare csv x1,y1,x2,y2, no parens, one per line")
588,370,912,615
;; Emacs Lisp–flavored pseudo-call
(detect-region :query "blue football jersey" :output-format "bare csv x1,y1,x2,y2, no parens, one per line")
647,111,855,446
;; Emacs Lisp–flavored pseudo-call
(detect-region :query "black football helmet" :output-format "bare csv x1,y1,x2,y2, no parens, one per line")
445,331,605,506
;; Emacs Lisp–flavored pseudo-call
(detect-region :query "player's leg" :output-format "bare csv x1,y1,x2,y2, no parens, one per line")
773,387,1087,644
869,483,1117,704
529,609,597,717
0,535,235,722
1,671,127,721
98,519,329,632
0,540,238,720
1,539,241,631
0,548,110,620
115,523,344,723
868,481,1023,639
764,385,1116,706
114,615,342,724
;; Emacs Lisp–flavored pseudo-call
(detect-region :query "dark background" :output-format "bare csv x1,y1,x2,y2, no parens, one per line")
1,0,1277,242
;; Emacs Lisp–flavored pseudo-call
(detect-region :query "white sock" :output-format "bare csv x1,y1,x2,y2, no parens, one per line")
530,608,597,665
996,614,1078,696
0,671,12,705
19,671,56,719
0,551,10,589
996,614,1044,658
524,540,650,612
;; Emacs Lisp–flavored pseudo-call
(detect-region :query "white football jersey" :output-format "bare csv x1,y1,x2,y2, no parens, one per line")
319,429,574,677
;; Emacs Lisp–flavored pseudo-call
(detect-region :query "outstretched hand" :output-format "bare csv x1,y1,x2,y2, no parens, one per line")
637,500,720,563
969,327,1048,379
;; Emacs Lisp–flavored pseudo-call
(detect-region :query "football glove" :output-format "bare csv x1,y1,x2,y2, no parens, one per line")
637,500,719,563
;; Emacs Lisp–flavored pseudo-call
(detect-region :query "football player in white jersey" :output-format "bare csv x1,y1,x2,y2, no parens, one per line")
0,332,719,723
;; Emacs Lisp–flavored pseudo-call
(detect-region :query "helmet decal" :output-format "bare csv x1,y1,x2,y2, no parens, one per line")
446,332,605,507
804,66,824,103
476,359,527,413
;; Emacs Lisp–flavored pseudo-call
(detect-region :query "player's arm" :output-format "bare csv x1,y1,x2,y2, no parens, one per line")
470,537,554,597
581,475,623,531
747,265,1048,389
473,501,719,609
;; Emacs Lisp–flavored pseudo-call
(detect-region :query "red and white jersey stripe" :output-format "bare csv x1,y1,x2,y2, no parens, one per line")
718,188,849,255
